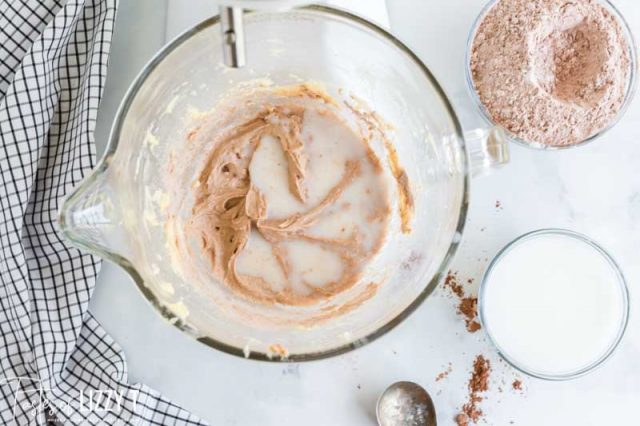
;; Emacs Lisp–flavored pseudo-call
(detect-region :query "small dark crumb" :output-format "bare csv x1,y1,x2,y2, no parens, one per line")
435,363,453,382
456,413,470,426
357,384,361,390
512,380,523,391
467,320,482,333
495,200,502,209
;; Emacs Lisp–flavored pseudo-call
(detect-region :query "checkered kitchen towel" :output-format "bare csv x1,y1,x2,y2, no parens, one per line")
0,1,205,424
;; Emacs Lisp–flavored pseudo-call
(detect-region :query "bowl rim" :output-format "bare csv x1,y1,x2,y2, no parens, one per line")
60,5,471,362
478,228,631,380
464,0,638,150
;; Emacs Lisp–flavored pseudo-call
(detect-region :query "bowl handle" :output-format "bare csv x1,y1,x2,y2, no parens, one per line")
465,126,510,177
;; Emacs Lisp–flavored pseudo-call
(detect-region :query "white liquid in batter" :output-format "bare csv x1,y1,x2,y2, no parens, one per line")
236,109,390,299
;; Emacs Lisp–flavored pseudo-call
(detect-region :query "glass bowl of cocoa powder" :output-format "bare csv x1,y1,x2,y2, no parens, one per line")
465,0,637,150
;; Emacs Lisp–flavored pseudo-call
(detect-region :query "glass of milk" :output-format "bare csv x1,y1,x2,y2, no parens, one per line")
479,229,629,380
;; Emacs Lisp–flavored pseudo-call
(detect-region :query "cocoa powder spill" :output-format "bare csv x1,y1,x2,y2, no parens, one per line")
435,363,453,382
459,297,481,333
456,355,492,426
444,271,465,298
444,271,481,333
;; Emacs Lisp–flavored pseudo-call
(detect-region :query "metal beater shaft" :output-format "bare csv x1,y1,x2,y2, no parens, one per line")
220,6,246,68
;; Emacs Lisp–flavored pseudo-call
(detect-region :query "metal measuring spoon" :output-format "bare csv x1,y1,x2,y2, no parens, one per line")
376,381,437,426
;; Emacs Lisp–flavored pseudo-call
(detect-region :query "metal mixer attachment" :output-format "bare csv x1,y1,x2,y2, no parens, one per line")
220,6,245,68
216,0,315,68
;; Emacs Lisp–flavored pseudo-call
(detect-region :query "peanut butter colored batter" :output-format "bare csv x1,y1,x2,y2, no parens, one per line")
171,84,412,310
186,86,392,306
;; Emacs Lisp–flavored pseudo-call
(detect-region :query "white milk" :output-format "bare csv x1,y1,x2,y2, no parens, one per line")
481,231,627,377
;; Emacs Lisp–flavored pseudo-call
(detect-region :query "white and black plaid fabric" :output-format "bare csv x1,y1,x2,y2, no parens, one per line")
0,1,205,424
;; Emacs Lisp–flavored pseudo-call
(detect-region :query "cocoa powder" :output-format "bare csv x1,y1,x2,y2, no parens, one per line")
444,271,481,333
456,355,492,426
470,0,632,146
458,297,481,333
435,363,453,382
444,270,465,298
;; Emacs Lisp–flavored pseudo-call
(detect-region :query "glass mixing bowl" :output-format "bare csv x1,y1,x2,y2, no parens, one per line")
465,0,638,150
59,6,508,361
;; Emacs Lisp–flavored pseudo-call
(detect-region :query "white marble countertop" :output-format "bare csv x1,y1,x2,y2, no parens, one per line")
90,1,640,424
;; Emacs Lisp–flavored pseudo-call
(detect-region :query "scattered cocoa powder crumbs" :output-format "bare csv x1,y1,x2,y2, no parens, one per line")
456,355,491,426
458,297,481,333
435,363,453,382
512,380,523,391
469,356,491,393
444,270,465,298
444,271,482,333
